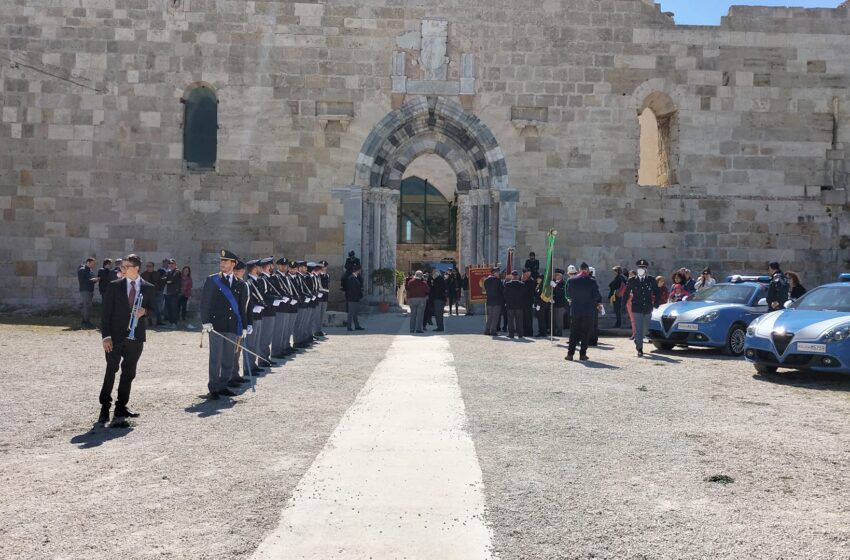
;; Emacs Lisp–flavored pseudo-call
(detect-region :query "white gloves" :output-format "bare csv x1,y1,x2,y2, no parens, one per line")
202,323,213,332
550,281,557,288
242,329,248,338
247,325,253,335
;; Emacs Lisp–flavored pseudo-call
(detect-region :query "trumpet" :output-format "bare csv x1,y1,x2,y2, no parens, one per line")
127,289,144,340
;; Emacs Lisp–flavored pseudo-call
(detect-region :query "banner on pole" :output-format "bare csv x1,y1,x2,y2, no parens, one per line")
540,229,557,303
467,266,491,304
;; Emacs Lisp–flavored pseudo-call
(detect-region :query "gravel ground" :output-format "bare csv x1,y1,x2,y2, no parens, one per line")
0,315,398,560
448,317,850,559
4,312,850,559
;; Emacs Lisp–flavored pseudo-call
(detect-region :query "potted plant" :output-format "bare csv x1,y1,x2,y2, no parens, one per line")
371,268,396,313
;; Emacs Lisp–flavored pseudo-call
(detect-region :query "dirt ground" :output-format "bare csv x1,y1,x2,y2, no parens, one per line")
2,313,849,559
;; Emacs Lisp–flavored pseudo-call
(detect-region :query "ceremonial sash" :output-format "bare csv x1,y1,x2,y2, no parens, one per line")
212,274,243,334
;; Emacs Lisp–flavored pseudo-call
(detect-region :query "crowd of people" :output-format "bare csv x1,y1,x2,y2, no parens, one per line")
91,249,337,427
77,257,194,330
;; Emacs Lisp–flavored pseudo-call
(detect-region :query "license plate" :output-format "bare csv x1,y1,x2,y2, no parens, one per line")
678,323,698,331
797,343,826,353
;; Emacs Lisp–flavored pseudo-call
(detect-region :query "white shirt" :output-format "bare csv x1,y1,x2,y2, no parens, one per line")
126,277,141,299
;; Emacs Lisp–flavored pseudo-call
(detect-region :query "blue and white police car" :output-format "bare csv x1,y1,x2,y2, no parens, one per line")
744,278,850,375
649,278,770,356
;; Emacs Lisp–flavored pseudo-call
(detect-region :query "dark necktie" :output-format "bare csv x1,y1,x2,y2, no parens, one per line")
128,280,136,307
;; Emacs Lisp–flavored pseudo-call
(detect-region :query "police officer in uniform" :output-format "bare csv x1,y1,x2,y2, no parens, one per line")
622,258,661,357
283,260,301,354
565,262,602,361
200,249,248,399
255,257,279,367
244,260,268,375
227,260,252,387
269,257,290,360
316,260,330,337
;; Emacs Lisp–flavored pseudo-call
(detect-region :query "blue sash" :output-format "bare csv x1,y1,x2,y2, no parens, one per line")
212,274,243,334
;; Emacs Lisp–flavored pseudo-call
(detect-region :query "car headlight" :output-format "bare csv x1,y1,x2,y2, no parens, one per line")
822,323,850,343
694,311,719,323
747,325,756,336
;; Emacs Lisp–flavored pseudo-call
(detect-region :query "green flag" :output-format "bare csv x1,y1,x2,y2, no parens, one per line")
540,229,557,303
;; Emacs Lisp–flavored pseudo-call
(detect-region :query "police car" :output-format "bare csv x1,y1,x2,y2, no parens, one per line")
744,277,850,375
649,277,770,356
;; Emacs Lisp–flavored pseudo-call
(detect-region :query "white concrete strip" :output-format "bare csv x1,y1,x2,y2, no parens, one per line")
252,334,493,560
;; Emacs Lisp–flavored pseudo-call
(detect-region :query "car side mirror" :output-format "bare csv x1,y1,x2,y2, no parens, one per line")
757,298,767,307
783,300,792,309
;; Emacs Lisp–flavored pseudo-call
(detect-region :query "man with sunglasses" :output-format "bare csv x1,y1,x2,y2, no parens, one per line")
98,254,155,426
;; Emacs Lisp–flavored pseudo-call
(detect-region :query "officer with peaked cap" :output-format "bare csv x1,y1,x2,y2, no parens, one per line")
200,249,248,399
272,257,297,359
282,259,301,355
228,260,253,387
255,257,279,367
292,260,312,348
622,258,661,357
316,260,330,337
565,262,602,361
269,257,290,360
243,259,267,375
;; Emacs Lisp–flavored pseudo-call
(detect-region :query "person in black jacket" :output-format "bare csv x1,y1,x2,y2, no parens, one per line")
345,266,364,331
534,276,549,337
521,269,535,336
503,271,526,338
621,258,661,357
200,249,249,400
607,266,627,329
565,262,602,361
446,269,461,316
430,269,448,331
98,254,155,425
524,252,540,280
483,267,505,336
551,269,568,337
766,262,789,310
97,259,112,300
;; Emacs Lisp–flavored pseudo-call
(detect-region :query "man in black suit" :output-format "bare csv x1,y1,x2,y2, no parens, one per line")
503,270,526,338
565,262,602,361
483,267,504,336
551,268,568,337
521,269,536,336
345,266,364,331
200,249,249,400
99,254,155,425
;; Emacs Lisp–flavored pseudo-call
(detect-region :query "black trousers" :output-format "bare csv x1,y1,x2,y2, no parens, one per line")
590,311,599,345
613,295,623,328
432,299,445,330
522,307,533,336
178,295,189,321
99,339,143,410
165,293,180,324
424,299,434,327
568,315,593,356
536,305,550,336
499,304,508,330
507,308,523,336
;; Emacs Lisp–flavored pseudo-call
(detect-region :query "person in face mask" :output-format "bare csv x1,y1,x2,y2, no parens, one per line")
621,259,661,357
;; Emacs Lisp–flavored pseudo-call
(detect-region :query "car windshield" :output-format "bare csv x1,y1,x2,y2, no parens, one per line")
790,286,850,312
689,284,755,304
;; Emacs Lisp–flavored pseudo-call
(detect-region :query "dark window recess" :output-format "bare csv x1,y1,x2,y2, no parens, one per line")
398,177,456,247
183,87,217,169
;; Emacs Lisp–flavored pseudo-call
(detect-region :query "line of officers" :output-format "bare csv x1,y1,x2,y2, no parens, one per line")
199,250,330,400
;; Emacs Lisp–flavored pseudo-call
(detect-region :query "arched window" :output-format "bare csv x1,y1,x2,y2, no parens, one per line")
638,92,677,186
183,85,217,169
398,176,455,246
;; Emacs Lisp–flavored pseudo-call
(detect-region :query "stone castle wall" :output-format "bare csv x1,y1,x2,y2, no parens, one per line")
1,0,849,307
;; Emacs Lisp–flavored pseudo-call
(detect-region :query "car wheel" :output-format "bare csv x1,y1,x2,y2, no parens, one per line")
754,363,777,375
724,324,747,356
652,341,675,351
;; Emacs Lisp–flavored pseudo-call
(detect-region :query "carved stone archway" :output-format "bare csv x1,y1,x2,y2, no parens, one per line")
335,96,516,296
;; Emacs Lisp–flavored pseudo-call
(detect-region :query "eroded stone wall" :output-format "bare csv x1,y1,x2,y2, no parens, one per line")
1,0,849,306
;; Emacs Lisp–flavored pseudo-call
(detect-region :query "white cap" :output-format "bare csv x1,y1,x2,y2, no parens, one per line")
567,265,577,274
589,266,596,275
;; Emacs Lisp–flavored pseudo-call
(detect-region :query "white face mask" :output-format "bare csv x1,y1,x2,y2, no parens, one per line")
637,268,647,278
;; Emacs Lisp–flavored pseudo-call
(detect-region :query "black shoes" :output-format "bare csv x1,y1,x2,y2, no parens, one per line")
637,350,644,357
218,388,237,397
579,355,590,361
97,406,110,423
565,354,574,361
206,392,220,400
114,408,140,418
227,380,242,388
355,327,365,331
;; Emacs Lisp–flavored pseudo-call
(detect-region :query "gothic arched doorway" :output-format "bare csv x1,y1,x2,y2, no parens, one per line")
337,96,517,296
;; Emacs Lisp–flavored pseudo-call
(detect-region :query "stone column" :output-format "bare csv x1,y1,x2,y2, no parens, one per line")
365,188,399,300
331,186,364,267
457,194,476,272
496,189,519,268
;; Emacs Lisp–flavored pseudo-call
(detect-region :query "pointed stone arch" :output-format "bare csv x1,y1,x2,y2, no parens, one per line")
338,96,516,298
